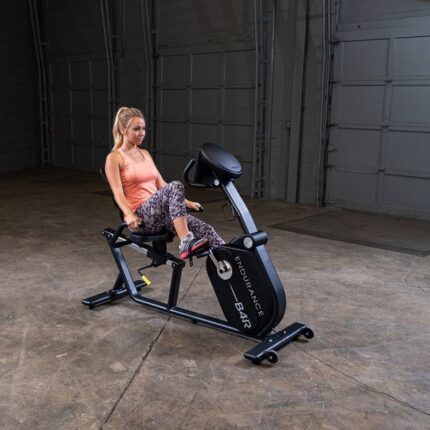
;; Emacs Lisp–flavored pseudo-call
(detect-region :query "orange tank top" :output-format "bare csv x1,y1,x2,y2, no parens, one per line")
118,147,159,212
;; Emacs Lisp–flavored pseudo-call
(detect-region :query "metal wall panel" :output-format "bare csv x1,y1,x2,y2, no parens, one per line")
157,49,255,194
49,59,110,170
162,89,189,120
224,88,255,122
339,0,430,22
192,89,220,120
392,36,430,76
296,0,326,203
46,0,110,172
333,85,386,123
335,39,389,79
155,0,255,195
269,0,296,199
326,1,430,219
391,85,430,124
163,56,188,84
191,124,220,148
193,53,221,84
45,0,150,171
386,131,430,173
0,0,39,173
225,50,255,85
330,128,380,170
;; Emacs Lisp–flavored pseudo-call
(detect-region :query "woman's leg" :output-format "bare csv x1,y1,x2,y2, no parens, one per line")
166,214,224,248
136,181,188,235
135,180,212,240
187,215,224,247
172,215,189,239
136,180,223,254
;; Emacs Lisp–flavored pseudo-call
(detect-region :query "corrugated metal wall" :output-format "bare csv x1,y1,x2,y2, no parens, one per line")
326,0,430,219
268,0,325,203
116,1,152,136
298,0,325,203
15,0,430,220
46,0,110,171
45,0,152,171
0,1,40,173
154,0,256,194
269,0,297,199
153,0,325,200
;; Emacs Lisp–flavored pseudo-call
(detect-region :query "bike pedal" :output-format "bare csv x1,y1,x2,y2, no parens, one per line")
185,244,210,265
195,249,210,258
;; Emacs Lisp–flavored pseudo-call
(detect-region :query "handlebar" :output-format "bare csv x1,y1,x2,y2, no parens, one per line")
183,158,221,188
183,159,208,188
111,222,128,246
111,220,146,246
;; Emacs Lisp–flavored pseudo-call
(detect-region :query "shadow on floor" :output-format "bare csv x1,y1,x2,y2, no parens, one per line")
271,209,430,256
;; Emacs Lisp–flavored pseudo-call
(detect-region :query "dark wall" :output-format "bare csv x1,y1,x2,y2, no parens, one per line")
46,0,110,171
47,0,105,60
325,0,430,219
46,0,151,171
0,0,40,173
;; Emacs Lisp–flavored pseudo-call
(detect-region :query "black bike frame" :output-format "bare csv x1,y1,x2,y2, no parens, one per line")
83,178,311,363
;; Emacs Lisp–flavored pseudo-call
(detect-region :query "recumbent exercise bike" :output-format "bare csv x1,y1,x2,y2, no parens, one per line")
83,143,313,364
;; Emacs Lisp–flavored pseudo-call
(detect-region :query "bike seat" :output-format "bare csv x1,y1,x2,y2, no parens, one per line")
129,230,174,246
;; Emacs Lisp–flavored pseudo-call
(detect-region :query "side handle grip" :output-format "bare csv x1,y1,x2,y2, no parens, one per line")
111,222,128,246
183,158,215,188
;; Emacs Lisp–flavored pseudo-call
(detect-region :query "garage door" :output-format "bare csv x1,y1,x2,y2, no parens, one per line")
326,22,430,219
49,59,110,171
155,49,255,194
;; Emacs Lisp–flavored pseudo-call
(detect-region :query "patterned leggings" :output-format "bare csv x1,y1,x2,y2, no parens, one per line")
135,181,224,247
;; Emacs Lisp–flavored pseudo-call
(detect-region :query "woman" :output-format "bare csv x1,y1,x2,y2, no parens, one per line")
105,107,224,259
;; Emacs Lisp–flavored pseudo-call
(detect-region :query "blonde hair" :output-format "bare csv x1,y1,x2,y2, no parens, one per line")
111,106,145,151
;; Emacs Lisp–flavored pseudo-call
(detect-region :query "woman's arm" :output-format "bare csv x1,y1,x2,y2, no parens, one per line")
185,198,203,211
105,152,141,230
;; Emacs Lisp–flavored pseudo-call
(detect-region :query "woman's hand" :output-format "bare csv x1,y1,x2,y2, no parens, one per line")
124,212,141,231
186,200,203,212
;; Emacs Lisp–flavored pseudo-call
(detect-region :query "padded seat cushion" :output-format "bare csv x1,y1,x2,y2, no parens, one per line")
129,230,174,245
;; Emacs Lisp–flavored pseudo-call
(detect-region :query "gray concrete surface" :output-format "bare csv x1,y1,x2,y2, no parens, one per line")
1,167,429,429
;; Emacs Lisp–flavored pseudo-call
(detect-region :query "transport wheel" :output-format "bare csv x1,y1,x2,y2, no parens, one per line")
265,350,279,364
302,328,314,339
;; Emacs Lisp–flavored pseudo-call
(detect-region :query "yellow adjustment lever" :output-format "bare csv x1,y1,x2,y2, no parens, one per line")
141,274,152,286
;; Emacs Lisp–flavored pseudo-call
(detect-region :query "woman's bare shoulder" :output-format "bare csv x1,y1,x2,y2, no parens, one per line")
107,150,123,162
106,150,124,169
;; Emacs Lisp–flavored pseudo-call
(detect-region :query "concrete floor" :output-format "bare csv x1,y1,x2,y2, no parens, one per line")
1,167,430,430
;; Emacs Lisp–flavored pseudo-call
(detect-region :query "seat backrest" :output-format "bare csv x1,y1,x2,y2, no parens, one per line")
100,164,124,221
193,142,243,184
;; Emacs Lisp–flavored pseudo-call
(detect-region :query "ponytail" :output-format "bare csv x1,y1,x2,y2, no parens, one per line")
111,106,145,152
